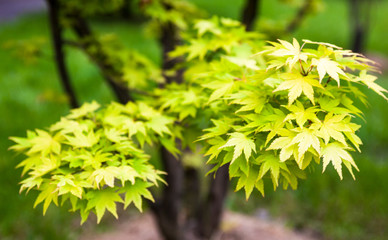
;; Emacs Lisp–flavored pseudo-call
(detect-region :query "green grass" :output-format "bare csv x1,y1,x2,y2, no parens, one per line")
1,0,388,239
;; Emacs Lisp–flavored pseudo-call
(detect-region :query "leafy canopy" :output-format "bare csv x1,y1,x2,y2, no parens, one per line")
10,12,387,223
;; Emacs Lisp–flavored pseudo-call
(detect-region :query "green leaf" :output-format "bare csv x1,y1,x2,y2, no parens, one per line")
274,73,323,105
86,188,123,223
313,57,346,85
290,128,321,160
67,101,100,119
221,132,256,162
358,71,388,100
284,101,320,127
34,183,58,215
321,142,358,180
256,153,290,188
121,181,154,212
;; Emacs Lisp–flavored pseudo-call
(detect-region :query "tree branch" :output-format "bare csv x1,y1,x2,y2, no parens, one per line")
286,0,313,33
68,12,132,103
241,0,260,31
46,0,79,108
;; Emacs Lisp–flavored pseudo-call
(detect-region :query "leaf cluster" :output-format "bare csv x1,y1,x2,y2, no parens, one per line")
10,101,176,223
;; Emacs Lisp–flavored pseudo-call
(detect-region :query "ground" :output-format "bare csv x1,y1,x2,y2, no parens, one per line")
81,211,318,240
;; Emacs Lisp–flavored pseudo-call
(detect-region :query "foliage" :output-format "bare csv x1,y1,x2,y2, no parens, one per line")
10,101,170,223
9,6,387,225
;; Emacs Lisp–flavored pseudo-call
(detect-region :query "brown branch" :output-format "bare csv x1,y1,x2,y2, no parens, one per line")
286,0,313,33
46,0,79,108
241,0,260,31
68,12,132,104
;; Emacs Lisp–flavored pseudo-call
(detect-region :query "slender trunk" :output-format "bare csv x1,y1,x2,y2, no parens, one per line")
349,0,372,53
198,164,229,239
160,22,183,85
152,7,230,239
286,0,313,33
151,147,184,240
241,0,259,31
68,13,132,103
46,0,79,108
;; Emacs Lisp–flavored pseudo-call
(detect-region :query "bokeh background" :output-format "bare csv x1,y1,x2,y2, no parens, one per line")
0,0,387,239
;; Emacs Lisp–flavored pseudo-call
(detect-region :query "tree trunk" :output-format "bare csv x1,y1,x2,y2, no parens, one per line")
348,0,372,53
197,164,230,239
151,18,230,240
46,0,79,108
241,0,259,31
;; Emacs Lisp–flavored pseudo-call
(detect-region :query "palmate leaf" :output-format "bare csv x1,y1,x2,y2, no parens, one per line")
266,136,294,162
121,181,154,212
311,113,348,145
274,72,323,105
34,183,59,215
312,57,347,85
358,70,388,100
321,142,359,179
235,165,263,199
269,38,311,69
290,128,321,160
86,188,124,223
284,101,320,127
220,132,256,162
256,153,290,188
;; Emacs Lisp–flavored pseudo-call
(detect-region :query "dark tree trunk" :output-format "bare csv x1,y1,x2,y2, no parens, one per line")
151,14,230,239
160,22,184,85
241,0,259,31
348,0,372,53
151,147,185,240
46,0,79,108
198,164,229,239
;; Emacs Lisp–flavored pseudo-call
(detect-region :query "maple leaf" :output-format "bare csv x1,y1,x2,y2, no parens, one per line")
65,130,100,148
90,167,120,188
235,166,263,199
121,181,154,212
256,153,290,188
67,101,100,119
312,57,347,86
358,71,388,100
220,132,256,162
270,38,311,68
26,130,61,156
200,119,232,141
311,113,348,145
284,101,320,127
302,39,343,49
203,80,235,103
321,142,359,180
290,128,321,160
274,73,323,105
194,18,222,36
86,188,124,223
266,136,294,162
34,183,58,215
229,91,266,113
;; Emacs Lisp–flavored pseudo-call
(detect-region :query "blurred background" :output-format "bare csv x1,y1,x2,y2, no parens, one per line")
0,0,387,239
